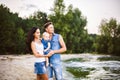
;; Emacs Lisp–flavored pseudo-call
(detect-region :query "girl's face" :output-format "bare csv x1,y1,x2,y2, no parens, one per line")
34,29,40,39
43,33,50,40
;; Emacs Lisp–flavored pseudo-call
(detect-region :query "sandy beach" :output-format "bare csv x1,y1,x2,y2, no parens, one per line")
1,53,120,80
0,54,90,80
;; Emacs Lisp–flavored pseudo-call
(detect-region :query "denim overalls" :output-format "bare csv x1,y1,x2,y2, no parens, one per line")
48,33,63,80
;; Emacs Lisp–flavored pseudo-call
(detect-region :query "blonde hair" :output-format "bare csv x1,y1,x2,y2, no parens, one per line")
42,32,49,37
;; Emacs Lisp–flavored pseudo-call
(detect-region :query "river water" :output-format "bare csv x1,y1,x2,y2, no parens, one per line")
0,54,120,80
62,54,120,80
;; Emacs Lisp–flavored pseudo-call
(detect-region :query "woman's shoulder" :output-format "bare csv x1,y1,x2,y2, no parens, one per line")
31,41,35,45
32,41,43,46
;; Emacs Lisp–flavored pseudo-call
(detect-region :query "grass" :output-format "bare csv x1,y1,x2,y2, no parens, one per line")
66,67,95,78
97,56,120,61
63,58,86,62
103,67,120,74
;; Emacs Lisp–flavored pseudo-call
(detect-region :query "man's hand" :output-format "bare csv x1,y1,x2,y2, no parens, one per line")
47,50,54,57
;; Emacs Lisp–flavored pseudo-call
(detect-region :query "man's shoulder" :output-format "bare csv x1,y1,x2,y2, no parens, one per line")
54,33,60,36
54,33,59,35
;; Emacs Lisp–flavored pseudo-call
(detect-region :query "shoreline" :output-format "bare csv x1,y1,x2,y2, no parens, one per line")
0,53,113,80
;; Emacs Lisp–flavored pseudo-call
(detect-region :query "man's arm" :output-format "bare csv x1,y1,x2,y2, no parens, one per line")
47,35,67,56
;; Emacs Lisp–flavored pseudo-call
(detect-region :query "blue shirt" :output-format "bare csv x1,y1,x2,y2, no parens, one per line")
49,33,61,64
41,38,51,49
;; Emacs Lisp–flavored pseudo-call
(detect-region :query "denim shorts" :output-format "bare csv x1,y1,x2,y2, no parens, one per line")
47,62,63,80
34,61,47,74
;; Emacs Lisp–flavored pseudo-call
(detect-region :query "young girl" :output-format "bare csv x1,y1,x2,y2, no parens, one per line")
41,32,51,67
26,27,48,80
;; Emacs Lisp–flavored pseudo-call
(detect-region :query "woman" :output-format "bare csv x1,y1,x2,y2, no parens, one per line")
26,27,48,80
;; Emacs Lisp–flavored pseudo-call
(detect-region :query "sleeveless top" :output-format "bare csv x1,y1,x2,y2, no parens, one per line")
34,42,45,62
49,33,61,64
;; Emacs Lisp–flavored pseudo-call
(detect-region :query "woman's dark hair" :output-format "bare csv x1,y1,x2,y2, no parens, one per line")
26,27,39,52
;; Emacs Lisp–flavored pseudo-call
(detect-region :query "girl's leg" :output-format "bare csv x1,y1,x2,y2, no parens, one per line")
45,57,49,67
41,74,48,80
37,74,41,80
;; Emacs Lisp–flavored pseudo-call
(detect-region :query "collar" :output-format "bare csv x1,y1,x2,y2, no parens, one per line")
52,33,55,36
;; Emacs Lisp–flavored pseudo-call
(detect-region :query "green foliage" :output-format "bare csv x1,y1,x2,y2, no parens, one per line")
49,0,88,53
66,67,95,78
98,56,120,61
0,1,98,54
15,27,26,54
1,0,119,55
53,0,65,15
0,4,48,54
63,58,86,62
0,4,20,54
21,11,48,33
97,18,120,55
103,67,120,74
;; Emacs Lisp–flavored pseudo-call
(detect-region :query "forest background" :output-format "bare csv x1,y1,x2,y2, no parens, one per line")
0,0,120,56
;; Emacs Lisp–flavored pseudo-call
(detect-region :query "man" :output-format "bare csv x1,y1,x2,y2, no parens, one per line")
43,22,67,80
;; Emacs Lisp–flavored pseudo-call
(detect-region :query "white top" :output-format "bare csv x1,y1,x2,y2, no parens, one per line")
34,42,45,62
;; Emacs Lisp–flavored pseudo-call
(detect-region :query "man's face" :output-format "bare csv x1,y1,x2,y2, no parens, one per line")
46,24,54,34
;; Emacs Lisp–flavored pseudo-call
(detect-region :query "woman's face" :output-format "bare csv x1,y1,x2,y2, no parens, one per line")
34,29,40,39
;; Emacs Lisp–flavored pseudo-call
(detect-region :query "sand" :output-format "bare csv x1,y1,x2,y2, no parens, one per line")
0,53,94,80
0,55,36,80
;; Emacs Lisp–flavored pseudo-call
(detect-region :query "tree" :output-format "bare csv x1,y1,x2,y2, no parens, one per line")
15,27,25,54
49,0,87,53
0,4,16,54
0,4,25,54
97,18,120,55
23,11,48,33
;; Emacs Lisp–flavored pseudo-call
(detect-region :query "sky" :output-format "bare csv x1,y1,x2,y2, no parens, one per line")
0,0,120,34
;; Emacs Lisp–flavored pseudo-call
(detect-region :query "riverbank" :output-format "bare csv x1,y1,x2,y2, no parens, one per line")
0,53,120,80
0,53,90,80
